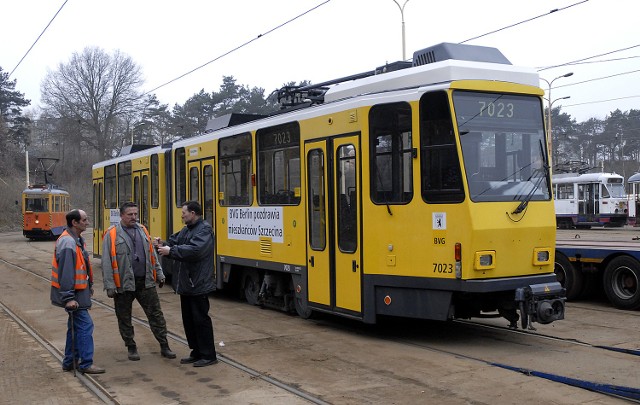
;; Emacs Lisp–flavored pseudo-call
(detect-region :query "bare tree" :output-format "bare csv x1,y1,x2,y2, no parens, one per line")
41,47,144,159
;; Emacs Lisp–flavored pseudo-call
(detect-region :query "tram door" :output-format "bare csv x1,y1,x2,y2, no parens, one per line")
578,183,598,221
187,159,216,225
133,169,150,228
187,158,217,274
305,135,361,314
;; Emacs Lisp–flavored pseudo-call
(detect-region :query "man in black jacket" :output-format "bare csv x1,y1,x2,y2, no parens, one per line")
156,201,218,367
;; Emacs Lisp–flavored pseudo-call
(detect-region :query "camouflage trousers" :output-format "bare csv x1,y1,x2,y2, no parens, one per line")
113,277,168,348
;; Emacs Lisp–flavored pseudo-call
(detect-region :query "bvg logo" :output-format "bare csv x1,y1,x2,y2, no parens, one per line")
434,237,446,245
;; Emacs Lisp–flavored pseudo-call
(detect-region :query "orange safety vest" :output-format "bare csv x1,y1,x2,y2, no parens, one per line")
51,230,92,289
107,224,157,288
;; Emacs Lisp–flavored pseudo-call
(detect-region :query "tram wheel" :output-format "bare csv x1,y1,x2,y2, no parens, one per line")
554,252,584,300
243,272,261,306
603,256,640,310
290,278,313,319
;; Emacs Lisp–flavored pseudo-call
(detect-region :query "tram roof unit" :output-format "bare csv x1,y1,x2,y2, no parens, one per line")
22,184,69,195
170,43,541,148
552,172,623,184
628,173,640,183
92,144,166,170
96,42,543,162
324,42,538,103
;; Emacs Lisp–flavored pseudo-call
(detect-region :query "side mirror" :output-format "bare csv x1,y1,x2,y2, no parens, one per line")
15,200,19,205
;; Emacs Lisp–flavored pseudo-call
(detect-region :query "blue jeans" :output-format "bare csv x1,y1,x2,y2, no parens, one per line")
62,309,95,370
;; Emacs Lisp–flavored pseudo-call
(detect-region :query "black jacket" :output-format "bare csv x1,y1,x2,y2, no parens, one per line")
166,218,215,295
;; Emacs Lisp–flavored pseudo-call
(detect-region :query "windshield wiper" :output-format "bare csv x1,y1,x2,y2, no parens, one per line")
512,140,550,214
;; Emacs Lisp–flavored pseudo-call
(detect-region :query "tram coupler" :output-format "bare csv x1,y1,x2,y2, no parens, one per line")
515,282,565,329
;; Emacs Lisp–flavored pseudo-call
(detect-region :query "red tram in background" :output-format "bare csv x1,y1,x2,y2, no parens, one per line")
22,184,70,240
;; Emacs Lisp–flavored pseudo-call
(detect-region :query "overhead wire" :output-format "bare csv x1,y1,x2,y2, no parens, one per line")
552,55,640,66
455,2,637,118
458,0,589,44
563,95,640,108
144,0,331,97
9,0,69,78
538,44,640,114
537,44,640,71
554,68,640,89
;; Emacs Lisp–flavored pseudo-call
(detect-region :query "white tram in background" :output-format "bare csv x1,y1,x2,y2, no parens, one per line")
626,172,640,225
553,172,628,229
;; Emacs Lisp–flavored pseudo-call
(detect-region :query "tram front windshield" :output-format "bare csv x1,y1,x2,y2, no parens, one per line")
25,197,49,212
605,179,626,198
453,91,551,203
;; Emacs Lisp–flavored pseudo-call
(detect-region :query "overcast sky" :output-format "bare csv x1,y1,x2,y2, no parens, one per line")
2,0,638,123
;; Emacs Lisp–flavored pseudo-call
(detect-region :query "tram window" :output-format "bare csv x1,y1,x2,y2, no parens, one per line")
337,145,357,253
134,176,140,208
219,133,252,206
118,161,132,207
557,184,574,199
369,102,413,204
53,196,60,212
97,187,103,231
257,122,301,206
93,184,98,226
307,149,326,250
175,148,186,207
105,164,117,208
420,91,464,203
26,198,48,212
190,166,200,202
151,154,159,208
203,165,214,226
142,175,149,228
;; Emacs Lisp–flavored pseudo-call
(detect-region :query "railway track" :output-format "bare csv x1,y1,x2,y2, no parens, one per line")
1,232,638,403
369,318,640,403
0,254,330,405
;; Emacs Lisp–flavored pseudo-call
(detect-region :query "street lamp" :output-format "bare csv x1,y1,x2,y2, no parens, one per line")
540,72,573,165
391,0,410,60
548,96,570,164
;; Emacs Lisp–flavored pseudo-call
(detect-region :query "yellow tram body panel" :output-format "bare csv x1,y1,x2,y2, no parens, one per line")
92,165,105,255
148,150,169,242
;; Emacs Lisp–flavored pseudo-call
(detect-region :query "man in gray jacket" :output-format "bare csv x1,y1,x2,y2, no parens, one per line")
51,209,105,374
157,200,217,367
102,202,175,361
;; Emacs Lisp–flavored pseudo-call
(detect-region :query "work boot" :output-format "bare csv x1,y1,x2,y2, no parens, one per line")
160,345,176,359
128,345,140,361
79,365,106,374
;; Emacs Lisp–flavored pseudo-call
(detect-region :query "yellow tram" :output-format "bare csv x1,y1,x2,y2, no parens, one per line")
92,43,564,328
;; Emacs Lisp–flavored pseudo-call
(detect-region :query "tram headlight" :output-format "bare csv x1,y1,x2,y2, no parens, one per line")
533,248,551,266
474,251,495,271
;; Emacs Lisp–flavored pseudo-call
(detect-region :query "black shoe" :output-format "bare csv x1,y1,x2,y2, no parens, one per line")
193,358,218,367
62,361,78,372
180,356,199,364
128,346,140,361
79,365,105,374
160,346,176,359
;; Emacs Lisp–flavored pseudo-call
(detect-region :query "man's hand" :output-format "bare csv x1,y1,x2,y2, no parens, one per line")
106,289,116,298
158,277,165,288
65,300,78,311
157,246,170,256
